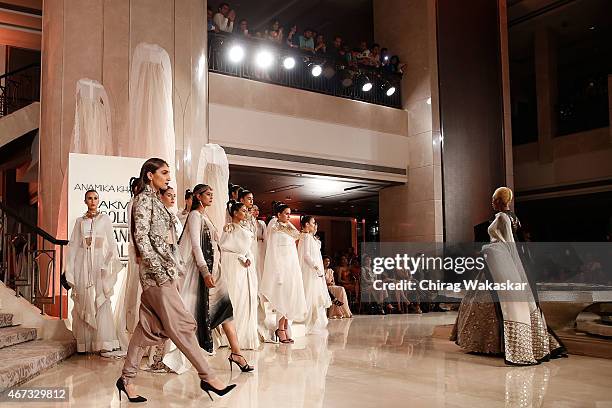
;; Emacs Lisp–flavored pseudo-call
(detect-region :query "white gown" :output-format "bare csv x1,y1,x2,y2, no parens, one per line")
220,222,260,349
260,221,307,322
298,233,331,334
66,213,122,352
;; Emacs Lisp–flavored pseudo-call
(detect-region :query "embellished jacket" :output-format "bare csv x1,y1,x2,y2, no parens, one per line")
132,184,180,289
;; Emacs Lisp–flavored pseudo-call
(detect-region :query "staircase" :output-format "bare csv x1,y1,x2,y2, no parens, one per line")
0,312,75,393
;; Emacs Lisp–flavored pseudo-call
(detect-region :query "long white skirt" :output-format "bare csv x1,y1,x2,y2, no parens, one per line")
223,252,260,350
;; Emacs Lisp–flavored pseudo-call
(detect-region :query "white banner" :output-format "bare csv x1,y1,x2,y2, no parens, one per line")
68,153,145,263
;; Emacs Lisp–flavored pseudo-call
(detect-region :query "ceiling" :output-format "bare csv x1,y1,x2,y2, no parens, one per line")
508,0,612,63
228,165,396,219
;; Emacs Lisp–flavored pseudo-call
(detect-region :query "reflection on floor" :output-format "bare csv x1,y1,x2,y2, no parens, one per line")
20,313,612,407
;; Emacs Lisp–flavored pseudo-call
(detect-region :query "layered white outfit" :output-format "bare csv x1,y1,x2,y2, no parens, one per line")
66,213,122,352
164,210,234,373
298,233,331,334
452,211,565,365
260,221,307,322
220,222,260,349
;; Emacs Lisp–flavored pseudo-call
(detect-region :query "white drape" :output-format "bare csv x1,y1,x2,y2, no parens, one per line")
71,78,113,155
128,43,175,179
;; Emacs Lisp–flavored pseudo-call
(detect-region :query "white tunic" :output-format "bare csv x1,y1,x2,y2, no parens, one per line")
298,233,332,334
66,213,122,352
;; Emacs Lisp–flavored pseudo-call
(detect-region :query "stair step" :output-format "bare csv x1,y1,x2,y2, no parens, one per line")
0,313,13,328
0,326,37,350
0,339,76,393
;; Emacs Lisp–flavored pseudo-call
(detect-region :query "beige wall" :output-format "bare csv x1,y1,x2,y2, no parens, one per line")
374,0,443,242
209,74,409,182
514,127,612,199
39,0,208,238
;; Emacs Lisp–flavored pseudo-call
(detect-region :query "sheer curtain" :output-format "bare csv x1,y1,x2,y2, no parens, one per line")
71,78,113,155
128,42,175,180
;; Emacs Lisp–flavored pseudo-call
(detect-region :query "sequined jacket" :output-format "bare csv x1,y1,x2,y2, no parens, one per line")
132,184,180,289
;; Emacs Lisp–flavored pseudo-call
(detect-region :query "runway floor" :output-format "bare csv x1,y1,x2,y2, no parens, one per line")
17,313,612,407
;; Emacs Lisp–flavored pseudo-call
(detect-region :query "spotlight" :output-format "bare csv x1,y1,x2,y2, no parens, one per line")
255,49,274,69
309,63,322,77
357,74,372,92
283,56,296,69
228,45,245,63
381,82,396,96
339,69,354,87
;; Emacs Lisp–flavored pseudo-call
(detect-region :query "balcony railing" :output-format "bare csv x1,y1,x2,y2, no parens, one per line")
0,63,41,117
208,32,402,109
0,200,68,318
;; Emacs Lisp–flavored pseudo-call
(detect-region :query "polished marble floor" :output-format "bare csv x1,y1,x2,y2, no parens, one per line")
18,313,612,407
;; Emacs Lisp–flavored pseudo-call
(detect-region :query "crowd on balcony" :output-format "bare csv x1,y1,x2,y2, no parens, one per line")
207,2,406,75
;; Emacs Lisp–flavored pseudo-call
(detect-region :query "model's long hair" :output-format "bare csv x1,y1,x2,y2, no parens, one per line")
130,158,169,255
132,158,169,196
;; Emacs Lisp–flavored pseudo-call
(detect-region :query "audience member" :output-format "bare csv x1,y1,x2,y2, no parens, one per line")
384,55,406,74
366,43,381,67
207,6,217,32
238,19,250,37
329,36,344,60
314,34,327,54
213,2,235,33
299,28,315,53
265,19,284,44
286,24,298,48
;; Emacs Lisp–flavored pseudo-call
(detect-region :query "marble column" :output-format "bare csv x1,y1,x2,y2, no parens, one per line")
375,0,443,243
39,0,208,238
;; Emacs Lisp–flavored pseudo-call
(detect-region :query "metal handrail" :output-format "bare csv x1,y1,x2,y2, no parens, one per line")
0,200,68,319
0,62,40,81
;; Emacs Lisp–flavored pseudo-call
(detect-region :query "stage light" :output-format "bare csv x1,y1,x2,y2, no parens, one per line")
283,56,296,69
339,69,354,87
228,45,245,63
309,63,322,77
357,74,372,92
381,81,396,96
255,49,274,69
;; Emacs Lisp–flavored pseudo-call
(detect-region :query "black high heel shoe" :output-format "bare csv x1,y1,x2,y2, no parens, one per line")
200,380,236,401
274,329,292,344
115,378,147,403
228,352,255,373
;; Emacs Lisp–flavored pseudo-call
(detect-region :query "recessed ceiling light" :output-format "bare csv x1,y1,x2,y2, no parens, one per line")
589,25,596,30
315,204,323,208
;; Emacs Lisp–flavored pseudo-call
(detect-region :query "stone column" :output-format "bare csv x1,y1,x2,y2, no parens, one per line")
39,0,208,238
535,28,557,164
375,0,443,243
